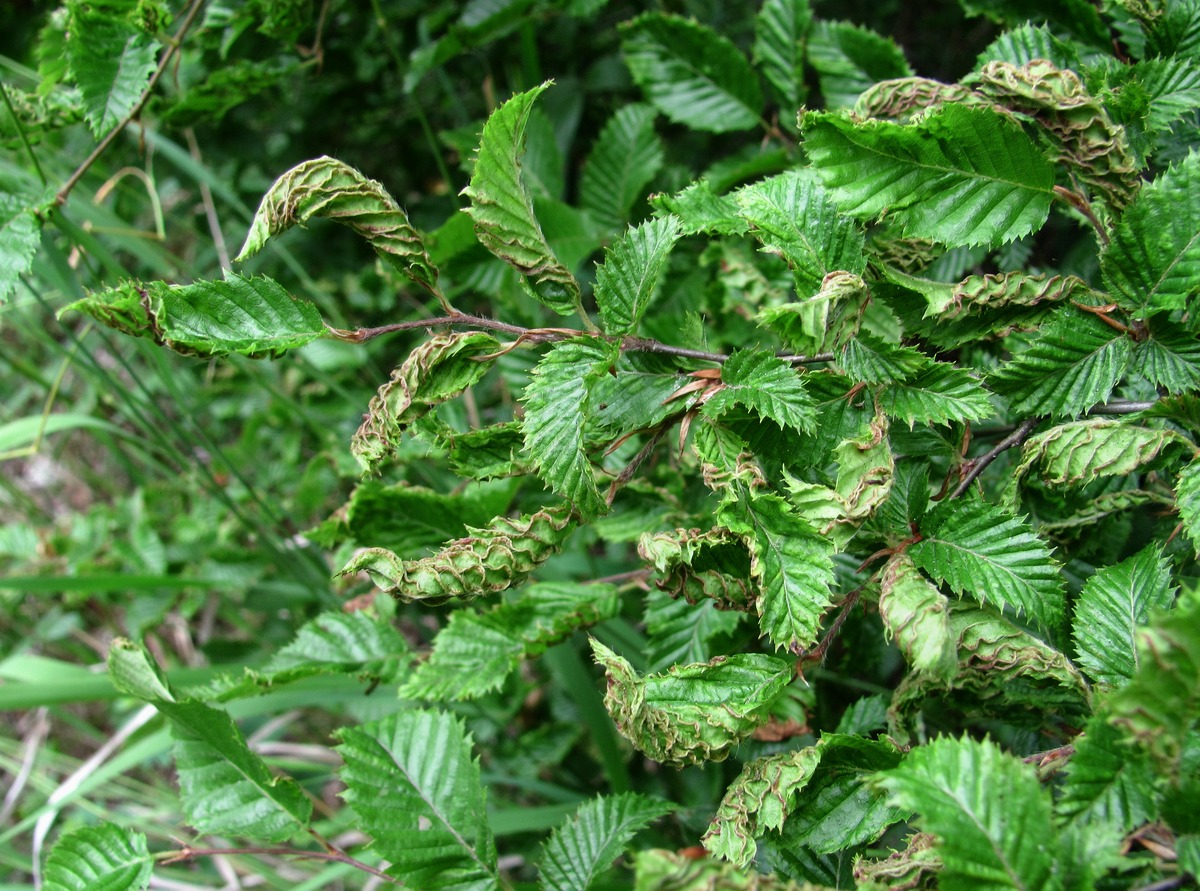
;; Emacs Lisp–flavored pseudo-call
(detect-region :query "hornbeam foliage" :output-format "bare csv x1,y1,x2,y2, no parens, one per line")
23,1,1200,888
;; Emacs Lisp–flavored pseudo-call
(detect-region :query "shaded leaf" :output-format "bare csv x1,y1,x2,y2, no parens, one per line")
1131,318,1200,394
66,7,158,138
807,20,912,109
1178,456,1200,556
580,104,664,231
43,823,152,891
1058,714,1158,830
754,0,812,113
757,270,869,355
880,553,956,681
0,195,44,304
643,588,743,673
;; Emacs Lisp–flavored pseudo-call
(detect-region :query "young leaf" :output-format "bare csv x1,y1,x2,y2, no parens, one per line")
337,710,498,890
1107,591,1200,770
720,492,837,652
341,504,577,603
650,180,748,236
580,104,664,232
539,793,675,891
880,554,956,681
802,103,1056,247
402,582,621,700
522,338,619,516
236,156,439,295
878,363,993,427
876,736,1060,891
988,307,1132,418
1073,546,1177,688
703,735,904,867
43,823,152,891
262,610,411,678
757,270,869,355
620,14,763,133
461,82,582,315
701,350,816,434
351,332,499,474
908,499,1065,630
63,275,326,360
806,20,913,109
108,640,313,842
590,639,791,767
66,6,159,138
1101,152,1200,316
1057,714,1158,830
754,0,812,113
594,215,681,335
0,195,44,303
735,170,866,298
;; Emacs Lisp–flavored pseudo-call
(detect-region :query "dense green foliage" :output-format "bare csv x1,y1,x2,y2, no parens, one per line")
4,0,1200,889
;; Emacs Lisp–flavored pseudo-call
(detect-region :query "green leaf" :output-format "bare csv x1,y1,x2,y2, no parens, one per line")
1073,546,1177,688
650,180,748,236
839,335,931,385
539,793,675,891
802,103,1056,247
341,504,576,603
754,0,812,113
1058,714,1158,830
594,215,681,335
876,736,1060,891
445,422,530,481
1131,318,1200,393
43,823,152,891
66,6,159,138
590,639,791,767
63,274,326,360
735,170,866,298
880,554,956,681
108,640,313,842
620,13,763,133
461,81,581,315
908,499,1064,630
337,710,498,890
757,270,870,355
960,0,1109,48
721,492,837,652
1101,153,1200,315
637,523,755,612
973,23,1080,71
1107,590,1200,771
351,332,500,474
988,307,1132,418
643,589,743,673
702,350,816,434
807,20,913,109
522,338,619,516
634,848,818,890
0,195,43,303
263,610,411,678
703,735,904,867
236,156,439,295
1135,58,1200,135
1178,456,1200,556
402,582,621,700
878,363,993,427
580,104,664,231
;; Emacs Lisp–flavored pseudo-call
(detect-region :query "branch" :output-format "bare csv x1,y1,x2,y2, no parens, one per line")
55,0,207,207
949,417,1039,499
1053,185,1110,247
162,844,400,884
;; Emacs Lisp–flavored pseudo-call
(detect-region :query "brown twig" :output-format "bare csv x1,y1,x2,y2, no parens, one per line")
56,0,208,207
1053,185,1110,247
948,417,1039,499
163,844,400,884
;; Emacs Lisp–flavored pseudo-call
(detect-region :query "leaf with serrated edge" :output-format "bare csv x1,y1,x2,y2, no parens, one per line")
878,363,992,427
754,0,812,113
807,20,913,109
237,156,439,294
908,499,1064,629
620,13,763,133
594,215,681,335
1102,152,1200,314
403,582,620,701
1058,714,1157,830
539,793,675,891
43,823,153,891
461,82,581,315
1132,319,1200,394
0,196,43,303
802,103,1055,247
580,104,664,231
590,639,790,767
1178,457,1200,557
337,710,498,890
876,736,1059,891
880,554,956,681
702,350,816,434
643,589,743,673
522,338,618,516
66,10,158,138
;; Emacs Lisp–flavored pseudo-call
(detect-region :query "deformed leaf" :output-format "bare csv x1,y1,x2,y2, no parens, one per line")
876,736,1060,891
341,504,577,604
638,525,756,612
634,848,818,890
402,582,621,700
880,553,956,681
802,103,1056,247
63,275,325,360
43,823,153,891
620,13,764,133
462,82,582,315
236,156,439,295
594,215,681,335
539,793,676,891
352,332,499,474
758,270,870,356
522,338,619,516
337,710,498,890
580,104,664,231
908,499,1064,630
590,639,791,767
